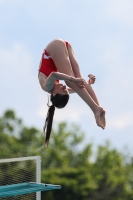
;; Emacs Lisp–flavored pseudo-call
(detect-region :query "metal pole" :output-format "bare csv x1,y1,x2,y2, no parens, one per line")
36,156,41,200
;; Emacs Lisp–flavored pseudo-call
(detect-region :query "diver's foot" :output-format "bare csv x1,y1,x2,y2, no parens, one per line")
100,110,106,129
94,107,105,129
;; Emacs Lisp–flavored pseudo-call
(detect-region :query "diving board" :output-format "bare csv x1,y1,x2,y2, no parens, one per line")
0,182,61,198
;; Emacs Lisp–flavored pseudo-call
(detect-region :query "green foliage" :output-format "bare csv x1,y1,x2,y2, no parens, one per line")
0,109,43,158
0,109,133,200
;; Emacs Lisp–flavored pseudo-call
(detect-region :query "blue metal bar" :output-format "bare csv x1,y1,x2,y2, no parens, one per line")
0,182,61,198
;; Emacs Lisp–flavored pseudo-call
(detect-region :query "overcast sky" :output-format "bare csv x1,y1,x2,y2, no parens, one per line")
0,0,133,152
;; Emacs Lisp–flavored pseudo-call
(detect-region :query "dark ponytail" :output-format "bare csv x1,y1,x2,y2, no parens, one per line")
43,93,69,147
43,105,55,148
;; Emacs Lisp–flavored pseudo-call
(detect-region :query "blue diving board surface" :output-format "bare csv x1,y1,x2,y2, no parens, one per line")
0,182,61,198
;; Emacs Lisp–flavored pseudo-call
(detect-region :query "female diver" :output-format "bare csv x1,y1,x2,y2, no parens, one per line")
38,38,106,147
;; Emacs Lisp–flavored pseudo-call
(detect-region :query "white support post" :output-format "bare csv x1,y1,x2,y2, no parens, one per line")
36,156,41,200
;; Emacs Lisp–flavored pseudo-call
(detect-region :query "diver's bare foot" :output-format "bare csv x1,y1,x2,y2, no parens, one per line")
94,107,105,129
100,110,106,129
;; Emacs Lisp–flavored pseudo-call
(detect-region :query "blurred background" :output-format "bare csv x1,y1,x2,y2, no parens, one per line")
0,0,133,199
0,0,133,150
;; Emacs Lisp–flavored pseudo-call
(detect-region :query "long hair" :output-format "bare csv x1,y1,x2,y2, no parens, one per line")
43,93,69,147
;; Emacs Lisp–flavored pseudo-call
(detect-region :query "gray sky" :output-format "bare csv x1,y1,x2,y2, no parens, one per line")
0,0,133,151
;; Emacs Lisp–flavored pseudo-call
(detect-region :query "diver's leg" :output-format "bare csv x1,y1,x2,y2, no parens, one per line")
47,39,105,129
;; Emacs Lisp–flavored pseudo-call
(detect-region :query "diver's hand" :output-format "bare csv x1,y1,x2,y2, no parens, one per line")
72,77,86,88
88,74,96,85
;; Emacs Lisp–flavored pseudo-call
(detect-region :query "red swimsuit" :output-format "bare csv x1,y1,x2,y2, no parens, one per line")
39,41,68,79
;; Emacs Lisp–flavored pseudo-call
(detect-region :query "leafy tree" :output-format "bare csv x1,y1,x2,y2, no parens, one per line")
0,109,133,200
0,109,43,158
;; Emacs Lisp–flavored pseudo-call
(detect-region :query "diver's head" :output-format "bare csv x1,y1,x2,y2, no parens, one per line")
51,83,69,108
